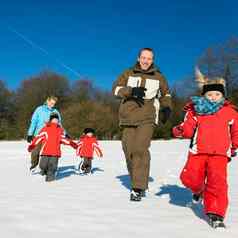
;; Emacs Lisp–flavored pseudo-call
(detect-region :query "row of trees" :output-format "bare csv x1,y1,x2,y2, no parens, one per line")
0,37,238,140
0,72,119,140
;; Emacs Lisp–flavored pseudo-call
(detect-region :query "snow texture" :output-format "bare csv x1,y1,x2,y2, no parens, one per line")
0,140,238,238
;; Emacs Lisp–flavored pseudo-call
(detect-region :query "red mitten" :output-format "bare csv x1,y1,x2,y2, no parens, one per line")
172,126,184,138
27,145,34,152
231,148,237,158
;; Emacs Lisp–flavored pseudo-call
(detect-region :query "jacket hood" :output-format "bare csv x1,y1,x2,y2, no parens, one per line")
132,62,160,75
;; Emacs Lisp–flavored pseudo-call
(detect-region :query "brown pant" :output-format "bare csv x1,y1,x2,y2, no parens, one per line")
30,143,42,169
121,124,154,190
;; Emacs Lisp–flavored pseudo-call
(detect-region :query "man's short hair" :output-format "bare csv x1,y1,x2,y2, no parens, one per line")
138,48,154,57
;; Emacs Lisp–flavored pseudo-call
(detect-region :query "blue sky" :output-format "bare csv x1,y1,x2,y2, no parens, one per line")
0,0,237,90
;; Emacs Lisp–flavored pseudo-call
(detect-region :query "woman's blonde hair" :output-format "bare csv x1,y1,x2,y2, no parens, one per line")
46,96,58,102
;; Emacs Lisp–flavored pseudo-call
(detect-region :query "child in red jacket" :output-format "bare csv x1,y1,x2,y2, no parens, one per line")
28,113,77,182
173,68,238,228
75,128,103,174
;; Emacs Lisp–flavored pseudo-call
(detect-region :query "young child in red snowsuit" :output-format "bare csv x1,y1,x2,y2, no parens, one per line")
173,69,238,228
28,113,77,182
75,128,103,174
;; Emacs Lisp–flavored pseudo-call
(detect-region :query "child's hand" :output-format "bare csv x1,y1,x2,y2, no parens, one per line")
70,141,78,149
172,126,183,138
228,149,237,162
231,148,237,157
27,145,34,152
231,151,237,158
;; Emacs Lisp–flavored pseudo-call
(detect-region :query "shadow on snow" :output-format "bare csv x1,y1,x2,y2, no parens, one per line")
116,174,154,190
56,166,104,180
156,184,206,221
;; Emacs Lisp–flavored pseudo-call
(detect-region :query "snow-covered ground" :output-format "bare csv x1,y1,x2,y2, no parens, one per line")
1,140,238,238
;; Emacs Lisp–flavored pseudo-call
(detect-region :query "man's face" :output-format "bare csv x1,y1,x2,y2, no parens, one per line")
138,50,154,71
47,99,56,109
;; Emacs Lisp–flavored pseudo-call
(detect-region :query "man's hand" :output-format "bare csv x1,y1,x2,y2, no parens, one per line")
160,107,172,124
131,87,147,99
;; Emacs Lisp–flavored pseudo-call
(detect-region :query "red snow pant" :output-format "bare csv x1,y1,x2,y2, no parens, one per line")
180,153,229,218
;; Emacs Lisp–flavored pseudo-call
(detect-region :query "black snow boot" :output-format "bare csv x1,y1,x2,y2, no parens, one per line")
40,170,46,176
45,175,55,182
139,189,146,197
130,189,142,202
84,166,91,174
30,165,37,171
207,213,226,229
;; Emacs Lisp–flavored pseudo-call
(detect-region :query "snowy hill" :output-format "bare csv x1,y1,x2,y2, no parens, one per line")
0,140,238,238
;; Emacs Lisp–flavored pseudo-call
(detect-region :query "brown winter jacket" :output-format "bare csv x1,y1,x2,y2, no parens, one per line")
112,63,172,126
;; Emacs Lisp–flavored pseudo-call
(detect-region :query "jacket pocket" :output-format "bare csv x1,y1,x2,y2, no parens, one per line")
119,100,140,119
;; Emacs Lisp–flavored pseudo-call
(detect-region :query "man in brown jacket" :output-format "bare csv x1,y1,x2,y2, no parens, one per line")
112,48,172,201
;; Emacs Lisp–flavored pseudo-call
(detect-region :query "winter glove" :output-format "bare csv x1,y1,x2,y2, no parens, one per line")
27,135,33,143
231,151,237,157
160,107,172,124
27,144,34,152
65,134,71,139
123,96,144,107
131,87,147,99
228,149,237,162
172,125,184,138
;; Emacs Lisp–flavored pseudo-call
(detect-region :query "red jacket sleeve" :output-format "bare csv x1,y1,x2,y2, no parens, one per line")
76,139,84,156
27,128,46,152
93,140,103,157
60,134,77,149
173,110,197,139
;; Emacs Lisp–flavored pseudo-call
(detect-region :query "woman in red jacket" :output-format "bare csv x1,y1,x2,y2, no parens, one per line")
76,128,103,174
28,113,77,182
173,68,238,229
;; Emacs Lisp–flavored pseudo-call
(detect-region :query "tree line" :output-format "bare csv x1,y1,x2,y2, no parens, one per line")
0,37,238,140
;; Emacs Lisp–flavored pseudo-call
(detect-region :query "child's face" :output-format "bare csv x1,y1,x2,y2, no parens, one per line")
86,132,93,137
204,91,223,102
51,118,59,124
